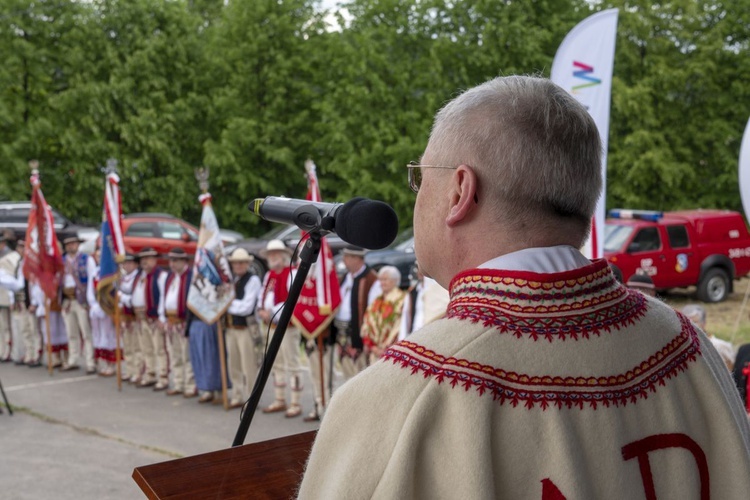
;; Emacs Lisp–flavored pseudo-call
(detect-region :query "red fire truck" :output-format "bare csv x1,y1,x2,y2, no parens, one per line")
604,209,750,302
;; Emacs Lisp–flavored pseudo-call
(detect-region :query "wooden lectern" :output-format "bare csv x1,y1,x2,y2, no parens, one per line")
133,431,316,499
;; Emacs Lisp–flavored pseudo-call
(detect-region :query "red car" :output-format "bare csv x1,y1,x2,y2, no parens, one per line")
122,213,199,266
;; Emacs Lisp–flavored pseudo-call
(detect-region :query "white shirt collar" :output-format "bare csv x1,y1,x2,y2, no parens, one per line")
478,245,591,273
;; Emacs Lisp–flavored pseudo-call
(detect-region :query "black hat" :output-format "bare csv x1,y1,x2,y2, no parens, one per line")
342,245,367,257
63,235,84,245
123,252,137,262
167,247,189,260
137,247,159,258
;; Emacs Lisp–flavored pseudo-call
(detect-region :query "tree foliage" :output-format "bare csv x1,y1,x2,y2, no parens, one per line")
0,0,749,237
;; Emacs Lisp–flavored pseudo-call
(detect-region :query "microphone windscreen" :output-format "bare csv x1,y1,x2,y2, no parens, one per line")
335,198,399,249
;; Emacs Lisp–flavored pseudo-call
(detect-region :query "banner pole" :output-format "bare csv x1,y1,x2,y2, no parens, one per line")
217,321,229,410
45,298,53,375
317,334,325,409
115,291,122,391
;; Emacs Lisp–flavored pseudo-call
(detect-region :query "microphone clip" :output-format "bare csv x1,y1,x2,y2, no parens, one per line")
292,205,335,235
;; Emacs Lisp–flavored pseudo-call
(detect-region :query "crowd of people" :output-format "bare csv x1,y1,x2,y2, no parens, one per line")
0,230,450,421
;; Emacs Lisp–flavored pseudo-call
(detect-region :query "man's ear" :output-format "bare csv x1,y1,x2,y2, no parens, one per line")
446,165,479,227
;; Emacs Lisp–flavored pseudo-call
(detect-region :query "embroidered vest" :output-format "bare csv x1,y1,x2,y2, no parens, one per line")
164,268,192,319
145,267,164,318
272,267,292,305
230,272,254,326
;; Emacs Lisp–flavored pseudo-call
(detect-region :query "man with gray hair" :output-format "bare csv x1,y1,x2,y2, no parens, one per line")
682,304,735,371
299,76,750,498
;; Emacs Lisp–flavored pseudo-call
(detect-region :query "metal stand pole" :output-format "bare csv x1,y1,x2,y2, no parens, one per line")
232,233,321,447
0,377,12,415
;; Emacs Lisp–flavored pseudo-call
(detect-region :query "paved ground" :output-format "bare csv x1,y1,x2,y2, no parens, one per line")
0,359,331,499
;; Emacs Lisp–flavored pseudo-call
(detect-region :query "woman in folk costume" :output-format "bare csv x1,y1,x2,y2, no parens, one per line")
360,266,407,365
189,315,223,404
87,248,117,376
299,76,750,498
30,283,68,368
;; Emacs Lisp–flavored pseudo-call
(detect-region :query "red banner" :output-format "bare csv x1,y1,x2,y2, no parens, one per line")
22,174,64,299
292,160,341,340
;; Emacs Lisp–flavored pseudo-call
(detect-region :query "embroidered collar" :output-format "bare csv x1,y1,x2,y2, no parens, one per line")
446,260,646,341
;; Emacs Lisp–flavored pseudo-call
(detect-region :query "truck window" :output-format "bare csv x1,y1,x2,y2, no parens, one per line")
666,225,690,248
604,224,634,252
628,227,661,252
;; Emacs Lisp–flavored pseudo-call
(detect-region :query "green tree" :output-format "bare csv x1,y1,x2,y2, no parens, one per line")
606,0,750,212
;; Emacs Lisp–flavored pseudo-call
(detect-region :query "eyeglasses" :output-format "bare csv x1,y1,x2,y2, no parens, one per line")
406,161,458,193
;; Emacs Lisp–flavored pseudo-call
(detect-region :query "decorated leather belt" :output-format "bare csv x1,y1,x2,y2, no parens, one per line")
227,314,254,327
62,288,76,299
166,313,184,325
134,308,147,319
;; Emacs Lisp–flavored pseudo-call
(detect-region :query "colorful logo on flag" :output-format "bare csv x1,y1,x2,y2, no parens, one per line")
572,61,602,92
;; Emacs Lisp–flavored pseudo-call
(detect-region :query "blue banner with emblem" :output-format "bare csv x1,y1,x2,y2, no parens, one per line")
97,215,119,316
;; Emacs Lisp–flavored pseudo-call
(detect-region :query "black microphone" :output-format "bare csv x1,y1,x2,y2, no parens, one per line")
250,196,399,249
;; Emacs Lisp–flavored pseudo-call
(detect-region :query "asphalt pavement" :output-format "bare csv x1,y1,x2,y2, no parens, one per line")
0,359,329,499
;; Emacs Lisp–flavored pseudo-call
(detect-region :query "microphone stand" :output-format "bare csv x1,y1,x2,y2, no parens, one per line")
232,232,322,447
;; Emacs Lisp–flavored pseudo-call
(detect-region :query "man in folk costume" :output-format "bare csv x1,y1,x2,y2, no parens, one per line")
60,235,95,373
300,77,750,498
160,248,197,397
224,248,262,409
360,266,406,366
333,245,381,380
132,247,168,389
0,232,20,362
258,239,304,418
118,253,142,382
0,239,40,366
86,247,116,376
294,263,341,423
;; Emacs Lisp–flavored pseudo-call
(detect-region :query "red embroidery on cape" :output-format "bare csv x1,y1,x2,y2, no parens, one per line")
446,261,648,341
541,479,567,500
383,314,701,410
622,433,709,500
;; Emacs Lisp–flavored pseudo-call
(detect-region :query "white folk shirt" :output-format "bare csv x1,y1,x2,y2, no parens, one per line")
335,265,382,322
300,246,750,499
86,264,106,319
228,273,262,317
398,281,424,341
160,269,189,319
119,269,139,309
0,267,24,292
131,270,149,309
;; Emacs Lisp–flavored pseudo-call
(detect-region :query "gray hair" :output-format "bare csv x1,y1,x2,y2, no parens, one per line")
681,304,706,326
426,75,602,245
377,265,401,284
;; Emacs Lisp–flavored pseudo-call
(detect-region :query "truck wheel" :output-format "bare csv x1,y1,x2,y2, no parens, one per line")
697,268,730,303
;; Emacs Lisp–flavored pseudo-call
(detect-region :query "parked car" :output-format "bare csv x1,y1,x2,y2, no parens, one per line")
334,229,416,289
0,200,99,242
80,213,244,260
605,209,750,302
227,224,348,277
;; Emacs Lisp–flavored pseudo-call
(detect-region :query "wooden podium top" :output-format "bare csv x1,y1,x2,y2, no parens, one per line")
133,431,316,499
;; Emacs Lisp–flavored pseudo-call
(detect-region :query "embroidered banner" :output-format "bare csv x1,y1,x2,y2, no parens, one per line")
23,171,64,299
